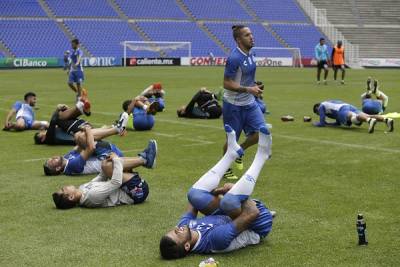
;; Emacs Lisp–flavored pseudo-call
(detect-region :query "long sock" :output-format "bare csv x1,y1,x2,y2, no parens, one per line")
376,90,389,108
192,125,243,192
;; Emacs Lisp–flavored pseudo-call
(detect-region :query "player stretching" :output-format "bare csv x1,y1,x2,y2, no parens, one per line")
313,100,394,133
315,38,330,85
331,40,345,84
361,77,389,115
222,25,266,179
67,39,85,98
159,125,273,259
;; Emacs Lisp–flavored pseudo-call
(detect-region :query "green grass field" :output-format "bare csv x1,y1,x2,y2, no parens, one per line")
0,67,399,266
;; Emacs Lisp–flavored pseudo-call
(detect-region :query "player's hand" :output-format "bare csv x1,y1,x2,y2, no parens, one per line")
212,183,235,195
106,152,118,161
247,86,263,97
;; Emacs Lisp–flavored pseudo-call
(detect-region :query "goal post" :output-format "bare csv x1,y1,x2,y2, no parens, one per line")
251,47,303,67
122,41,192,66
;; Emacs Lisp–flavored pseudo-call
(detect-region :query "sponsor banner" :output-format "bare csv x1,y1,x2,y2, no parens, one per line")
0,57,60,68
254,57,293,67
185,56,227,66
81,57,119,67
124,57,180,66
360,58,400,68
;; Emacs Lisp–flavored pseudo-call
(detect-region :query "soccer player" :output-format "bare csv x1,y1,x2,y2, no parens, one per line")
177,88,222,119
315,38,330,85
331,40,345,84
122,95,159,131
34,103,127,145
361,78,388,115
52,152,149,209
43,125,157,176
313,100,394,133
222,25,266,179
159,125,273,259
67,39,85,98
3,92,48,131
140,83,165,112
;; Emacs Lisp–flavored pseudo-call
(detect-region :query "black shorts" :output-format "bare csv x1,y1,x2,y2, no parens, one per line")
318,60,328,69
333,64,344,70
56,119,88,135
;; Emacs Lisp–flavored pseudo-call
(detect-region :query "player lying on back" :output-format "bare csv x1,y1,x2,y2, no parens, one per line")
3,92,48,131
34,101,127,145
140,83,165,112
52,152,149,209
313,100,394,133
43,125,157,176
177,88,222,119
159,125,274,259
361,77,389,115
122,95,159,131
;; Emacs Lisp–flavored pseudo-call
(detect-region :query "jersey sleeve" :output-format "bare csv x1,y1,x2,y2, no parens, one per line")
314,45,320,60
64,155,86,175
12,101,22,111
177,212,197,227
224,55,240,79
78,49,83,57
317,105,327,126
208,222,239,251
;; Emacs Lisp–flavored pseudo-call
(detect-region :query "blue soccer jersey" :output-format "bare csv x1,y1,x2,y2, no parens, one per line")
70,48,83,72
63,150,86,175
318,100,361,126
224,47,256,106
13,101,35,128
315,44,329,61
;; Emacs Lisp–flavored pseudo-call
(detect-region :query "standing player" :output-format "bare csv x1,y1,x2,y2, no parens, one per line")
3,92,48,131
331,40,345,84
67,39,85,98
222,25,266,180
315,38,330,85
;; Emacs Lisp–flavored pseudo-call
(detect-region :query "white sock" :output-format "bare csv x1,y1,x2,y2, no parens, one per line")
228,132,271,196
76,101,84,114
377,91,389,108
192,126,242,192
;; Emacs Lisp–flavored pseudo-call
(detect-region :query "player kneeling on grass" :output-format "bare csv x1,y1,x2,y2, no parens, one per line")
122,95,159,131
361,77,389,115
159,125,274,259
313,100,394,134
177,88,222,119
140,83,166,112
3,92,48,131
52,152,149,209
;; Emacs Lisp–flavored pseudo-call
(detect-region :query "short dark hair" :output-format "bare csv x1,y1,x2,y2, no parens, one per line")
34,132,45,144
313,103,321,114
232,25,246,41
320,37,325,42
52,192,76,209
122,100,132,112
24,92,36,101
71,39,79,45
159,235,188,260
43,162,61,176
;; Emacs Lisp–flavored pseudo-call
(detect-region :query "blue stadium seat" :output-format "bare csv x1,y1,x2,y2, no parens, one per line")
0,0,47,17
46,0,118,17
115,0,187,19
245,0,308,22
182,0,252,20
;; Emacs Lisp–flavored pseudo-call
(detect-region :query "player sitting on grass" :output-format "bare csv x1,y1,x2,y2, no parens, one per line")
313,100,394,133
43,125,157,176
361,77,389,115
122,95,159,131
52,152,149,209
3,92,48,131
159,125,274,259
177,88,222,119
140,83,165,112
34,102,127,145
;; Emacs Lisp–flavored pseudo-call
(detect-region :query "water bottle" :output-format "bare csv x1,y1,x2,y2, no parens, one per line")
356,214,368,245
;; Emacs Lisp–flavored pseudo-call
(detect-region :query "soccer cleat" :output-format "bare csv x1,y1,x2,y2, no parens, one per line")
147,101,160,115
234,156,244,171
316,81,320,85
366,77,372,90
114,112,129,136
270,210,277,218
76,99,91,116
385,118,394,132
373,80,379,95
323,80,327,85
368,118,377,133
341,80,345,85
223,168,238,180
138,140,158,169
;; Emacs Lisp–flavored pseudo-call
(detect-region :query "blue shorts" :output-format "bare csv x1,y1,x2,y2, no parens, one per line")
133,108,154,131
362,99,383,115
255,98,266,114
338,105,361,126
16,115,33,129
68,70,84,84
148,97,165,111
222,101,265,140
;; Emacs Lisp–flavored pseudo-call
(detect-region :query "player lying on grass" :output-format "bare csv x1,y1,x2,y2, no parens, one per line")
313,100,394,133
159,125,273,259
361,77,389,115
122,95,159,131
140,83,165,112
34,101,128,145
43,125,157,176
177,88,222,119
3,92,49,131
52,152,149,209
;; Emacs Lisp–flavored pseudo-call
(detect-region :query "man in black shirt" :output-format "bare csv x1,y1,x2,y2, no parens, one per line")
177,88,222,119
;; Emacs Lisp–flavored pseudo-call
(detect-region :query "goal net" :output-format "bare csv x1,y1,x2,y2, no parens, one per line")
251,47,303,67
122,41,192,66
